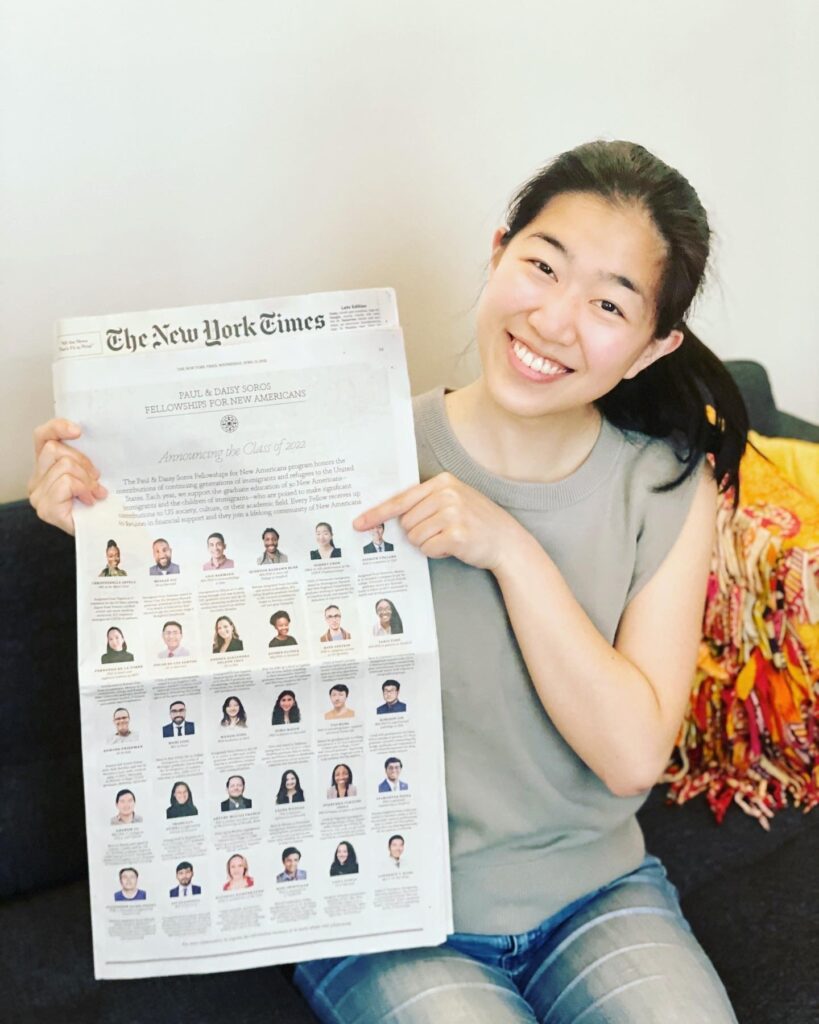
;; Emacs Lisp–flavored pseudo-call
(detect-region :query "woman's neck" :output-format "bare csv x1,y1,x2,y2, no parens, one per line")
445,379,602,483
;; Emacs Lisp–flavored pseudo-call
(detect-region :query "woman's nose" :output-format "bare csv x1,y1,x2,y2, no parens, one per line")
527,291,579,346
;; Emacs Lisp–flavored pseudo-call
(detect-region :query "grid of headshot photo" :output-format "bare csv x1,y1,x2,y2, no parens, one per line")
87,518,410,677
83,511,429,955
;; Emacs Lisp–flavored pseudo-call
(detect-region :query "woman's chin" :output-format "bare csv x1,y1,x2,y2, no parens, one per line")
485,370,566,421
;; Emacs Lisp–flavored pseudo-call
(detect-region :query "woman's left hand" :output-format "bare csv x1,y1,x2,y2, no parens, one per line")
353,472,524,572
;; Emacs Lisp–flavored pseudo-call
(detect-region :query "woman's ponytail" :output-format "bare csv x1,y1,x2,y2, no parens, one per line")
597,326,749,500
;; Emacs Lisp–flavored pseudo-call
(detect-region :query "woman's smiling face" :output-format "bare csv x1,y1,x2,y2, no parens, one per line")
476,192,680,421
217,618,234,640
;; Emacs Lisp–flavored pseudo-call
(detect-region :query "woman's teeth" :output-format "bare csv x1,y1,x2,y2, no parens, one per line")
512,339,570,376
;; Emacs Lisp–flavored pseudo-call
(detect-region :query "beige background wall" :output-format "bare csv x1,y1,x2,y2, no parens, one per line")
2,0,817,503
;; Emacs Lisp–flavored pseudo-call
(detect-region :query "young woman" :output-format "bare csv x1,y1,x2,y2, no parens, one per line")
276,769,305,804
100,626,134,664
309,521,341,559
271,689,300,725
212,615,244,654
222,853,253,891
98,538,126,577
220,695,247,728
29,140,744,1021
326,764,356,799
165,780,198,819
372,597,403,636
269,609,298,647
329,841,359,877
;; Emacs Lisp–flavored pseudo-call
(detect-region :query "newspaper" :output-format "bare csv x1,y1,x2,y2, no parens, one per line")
53,289,452,980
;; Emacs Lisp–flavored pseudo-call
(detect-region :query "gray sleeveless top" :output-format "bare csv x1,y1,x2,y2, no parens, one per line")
413,388,701,934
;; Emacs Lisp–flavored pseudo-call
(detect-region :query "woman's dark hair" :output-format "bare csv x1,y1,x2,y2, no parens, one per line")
220,695,247,726
271,689,300,724
330,840,359,876
169,780,190,803
315,521,334,538
106,626,127,652
275,769,305,804
167,780,198,817
106,539,119,551
330,763,354,795
502,140,748,497
375,598,404,635
270,609,290,627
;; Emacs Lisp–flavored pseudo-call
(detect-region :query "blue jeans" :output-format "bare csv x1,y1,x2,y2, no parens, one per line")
294,855,737,1023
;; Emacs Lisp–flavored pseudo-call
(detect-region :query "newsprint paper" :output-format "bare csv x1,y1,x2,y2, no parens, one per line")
52,288,452,979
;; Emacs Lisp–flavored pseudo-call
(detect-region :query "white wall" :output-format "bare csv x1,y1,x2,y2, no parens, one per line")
2,0,817,503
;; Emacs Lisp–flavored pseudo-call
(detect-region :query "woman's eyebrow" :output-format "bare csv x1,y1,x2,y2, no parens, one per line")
528,231,567,255
599,269,645,302
528,232,645,302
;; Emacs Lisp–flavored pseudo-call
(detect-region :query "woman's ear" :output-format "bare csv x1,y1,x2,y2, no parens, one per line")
623,328,684,380
489,227,509,272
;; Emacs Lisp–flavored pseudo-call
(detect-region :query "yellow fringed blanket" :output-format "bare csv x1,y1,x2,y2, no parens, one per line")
663,432,819,827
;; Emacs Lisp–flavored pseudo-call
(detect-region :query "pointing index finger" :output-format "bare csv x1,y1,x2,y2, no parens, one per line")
353,479,436,531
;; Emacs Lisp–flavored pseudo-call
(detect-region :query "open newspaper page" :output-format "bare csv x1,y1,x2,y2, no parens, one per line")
53,289,452,980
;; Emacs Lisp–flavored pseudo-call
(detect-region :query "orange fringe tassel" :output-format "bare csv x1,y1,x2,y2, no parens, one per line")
662,438,819,827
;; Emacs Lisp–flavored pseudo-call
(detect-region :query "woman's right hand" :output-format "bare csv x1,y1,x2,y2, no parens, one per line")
28,418,107,536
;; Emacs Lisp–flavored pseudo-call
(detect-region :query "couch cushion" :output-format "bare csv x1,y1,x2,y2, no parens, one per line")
0,880,316,1023
678,816,819,1024
637,785,819,896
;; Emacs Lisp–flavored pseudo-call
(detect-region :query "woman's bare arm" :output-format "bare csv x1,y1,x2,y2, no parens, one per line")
356,469,716,796
492,471,716,795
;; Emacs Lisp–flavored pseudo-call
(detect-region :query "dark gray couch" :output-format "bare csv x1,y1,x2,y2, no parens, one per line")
1,362,817,1023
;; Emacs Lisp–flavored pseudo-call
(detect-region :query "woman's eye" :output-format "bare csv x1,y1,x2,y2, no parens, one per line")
599,299,623,317
531,260,556,279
